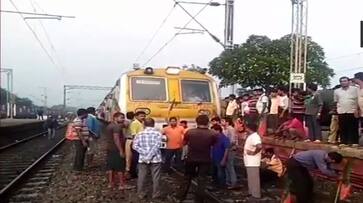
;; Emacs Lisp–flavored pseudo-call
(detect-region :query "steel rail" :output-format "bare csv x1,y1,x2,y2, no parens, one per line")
0,125,66,152
0,131,46,152
0,137,66,200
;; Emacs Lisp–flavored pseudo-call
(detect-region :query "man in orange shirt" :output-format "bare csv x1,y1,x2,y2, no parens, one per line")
162,117,185,173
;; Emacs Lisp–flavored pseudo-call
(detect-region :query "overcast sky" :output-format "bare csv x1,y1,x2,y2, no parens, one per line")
1,0,362,107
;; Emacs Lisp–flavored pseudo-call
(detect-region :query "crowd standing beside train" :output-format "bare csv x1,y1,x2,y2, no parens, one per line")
63,72,363,203
221,73,363,147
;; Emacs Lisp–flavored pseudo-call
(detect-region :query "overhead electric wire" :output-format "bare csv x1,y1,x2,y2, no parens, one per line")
143,0,214,66
326,52,363,61
8,0,63,73
335,66,363,73
135,4,176,62
0,9,75,18
30,0,66,72
174,0,224,48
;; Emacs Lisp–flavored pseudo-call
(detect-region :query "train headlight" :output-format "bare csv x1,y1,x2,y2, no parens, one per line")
166,66,181,75
135,108,151,115
198,109,210,116
144,67,154,74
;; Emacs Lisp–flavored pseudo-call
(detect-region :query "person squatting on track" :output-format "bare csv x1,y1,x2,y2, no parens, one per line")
260,148,283,185
287,150,343,203
132,117,163,200
275,115,306,140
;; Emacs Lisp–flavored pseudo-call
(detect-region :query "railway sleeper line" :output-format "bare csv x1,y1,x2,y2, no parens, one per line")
0,127,66,202
8,154,63,203
167,167,261,203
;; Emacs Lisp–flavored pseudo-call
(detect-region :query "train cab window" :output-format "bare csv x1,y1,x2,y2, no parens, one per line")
131,77,167,101
181,80,211,103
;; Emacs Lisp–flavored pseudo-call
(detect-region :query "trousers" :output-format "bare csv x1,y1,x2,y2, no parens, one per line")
48,128,56,139
163,148,182,171
225,151,237,187
137,163,161,198
73,140,87,171
125,139,133,172
338,113,359,144
328,115,339,143
305,115,322,141
246,167,261,198
287,158,314,203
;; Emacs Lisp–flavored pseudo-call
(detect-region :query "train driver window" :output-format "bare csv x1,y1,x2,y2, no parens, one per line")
131,77,167,101
181,80,211,103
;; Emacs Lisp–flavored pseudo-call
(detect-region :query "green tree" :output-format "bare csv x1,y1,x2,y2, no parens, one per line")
209,34,334,90
16,97,33,107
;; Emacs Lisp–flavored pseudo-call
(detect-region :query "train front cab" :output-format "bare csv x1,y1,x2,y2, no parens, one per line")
118,67,220,129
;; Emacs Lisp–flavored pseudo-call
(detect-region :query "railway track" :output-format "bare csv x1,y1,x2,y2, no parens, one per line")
167,166,279,203
0,127,66,202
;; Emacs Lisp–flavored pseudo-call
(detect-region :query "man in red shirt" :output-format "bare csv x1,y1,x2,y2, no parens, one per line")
276,116,306,140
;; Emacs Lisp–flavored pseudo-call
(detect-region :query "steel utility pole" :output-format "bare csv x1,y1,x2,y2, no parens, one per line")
39,87,48,111
224,0,235,94
224,0,234,50
175,0,234,49
290,0,308,92
1,68,14,118
173,1,235,92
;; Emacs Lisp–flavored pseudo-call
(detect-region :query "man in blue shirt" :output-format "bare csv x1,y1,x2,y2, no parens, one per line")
211,124,230,188
86,107,101,167
287,150,343,203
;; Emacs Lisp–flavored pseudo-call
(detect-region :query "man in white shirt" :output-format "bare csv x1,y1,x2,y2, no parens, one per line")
256,89,269,136
240,94,250,117
226,94,238,118
334,76,359,147
268,89,280,133
277,87,289,125
256,89,269,115
243,122,262,199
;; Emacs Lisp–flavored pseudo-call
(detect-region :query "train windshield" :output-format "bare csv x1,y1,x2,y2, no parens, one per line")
131,77,167,101
181,80,211,103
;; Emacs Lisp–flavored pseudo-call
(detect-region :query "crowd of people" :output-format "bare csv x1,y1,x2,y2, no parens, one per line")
64,108,347,203
222,72,363,147
62,72,362,202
